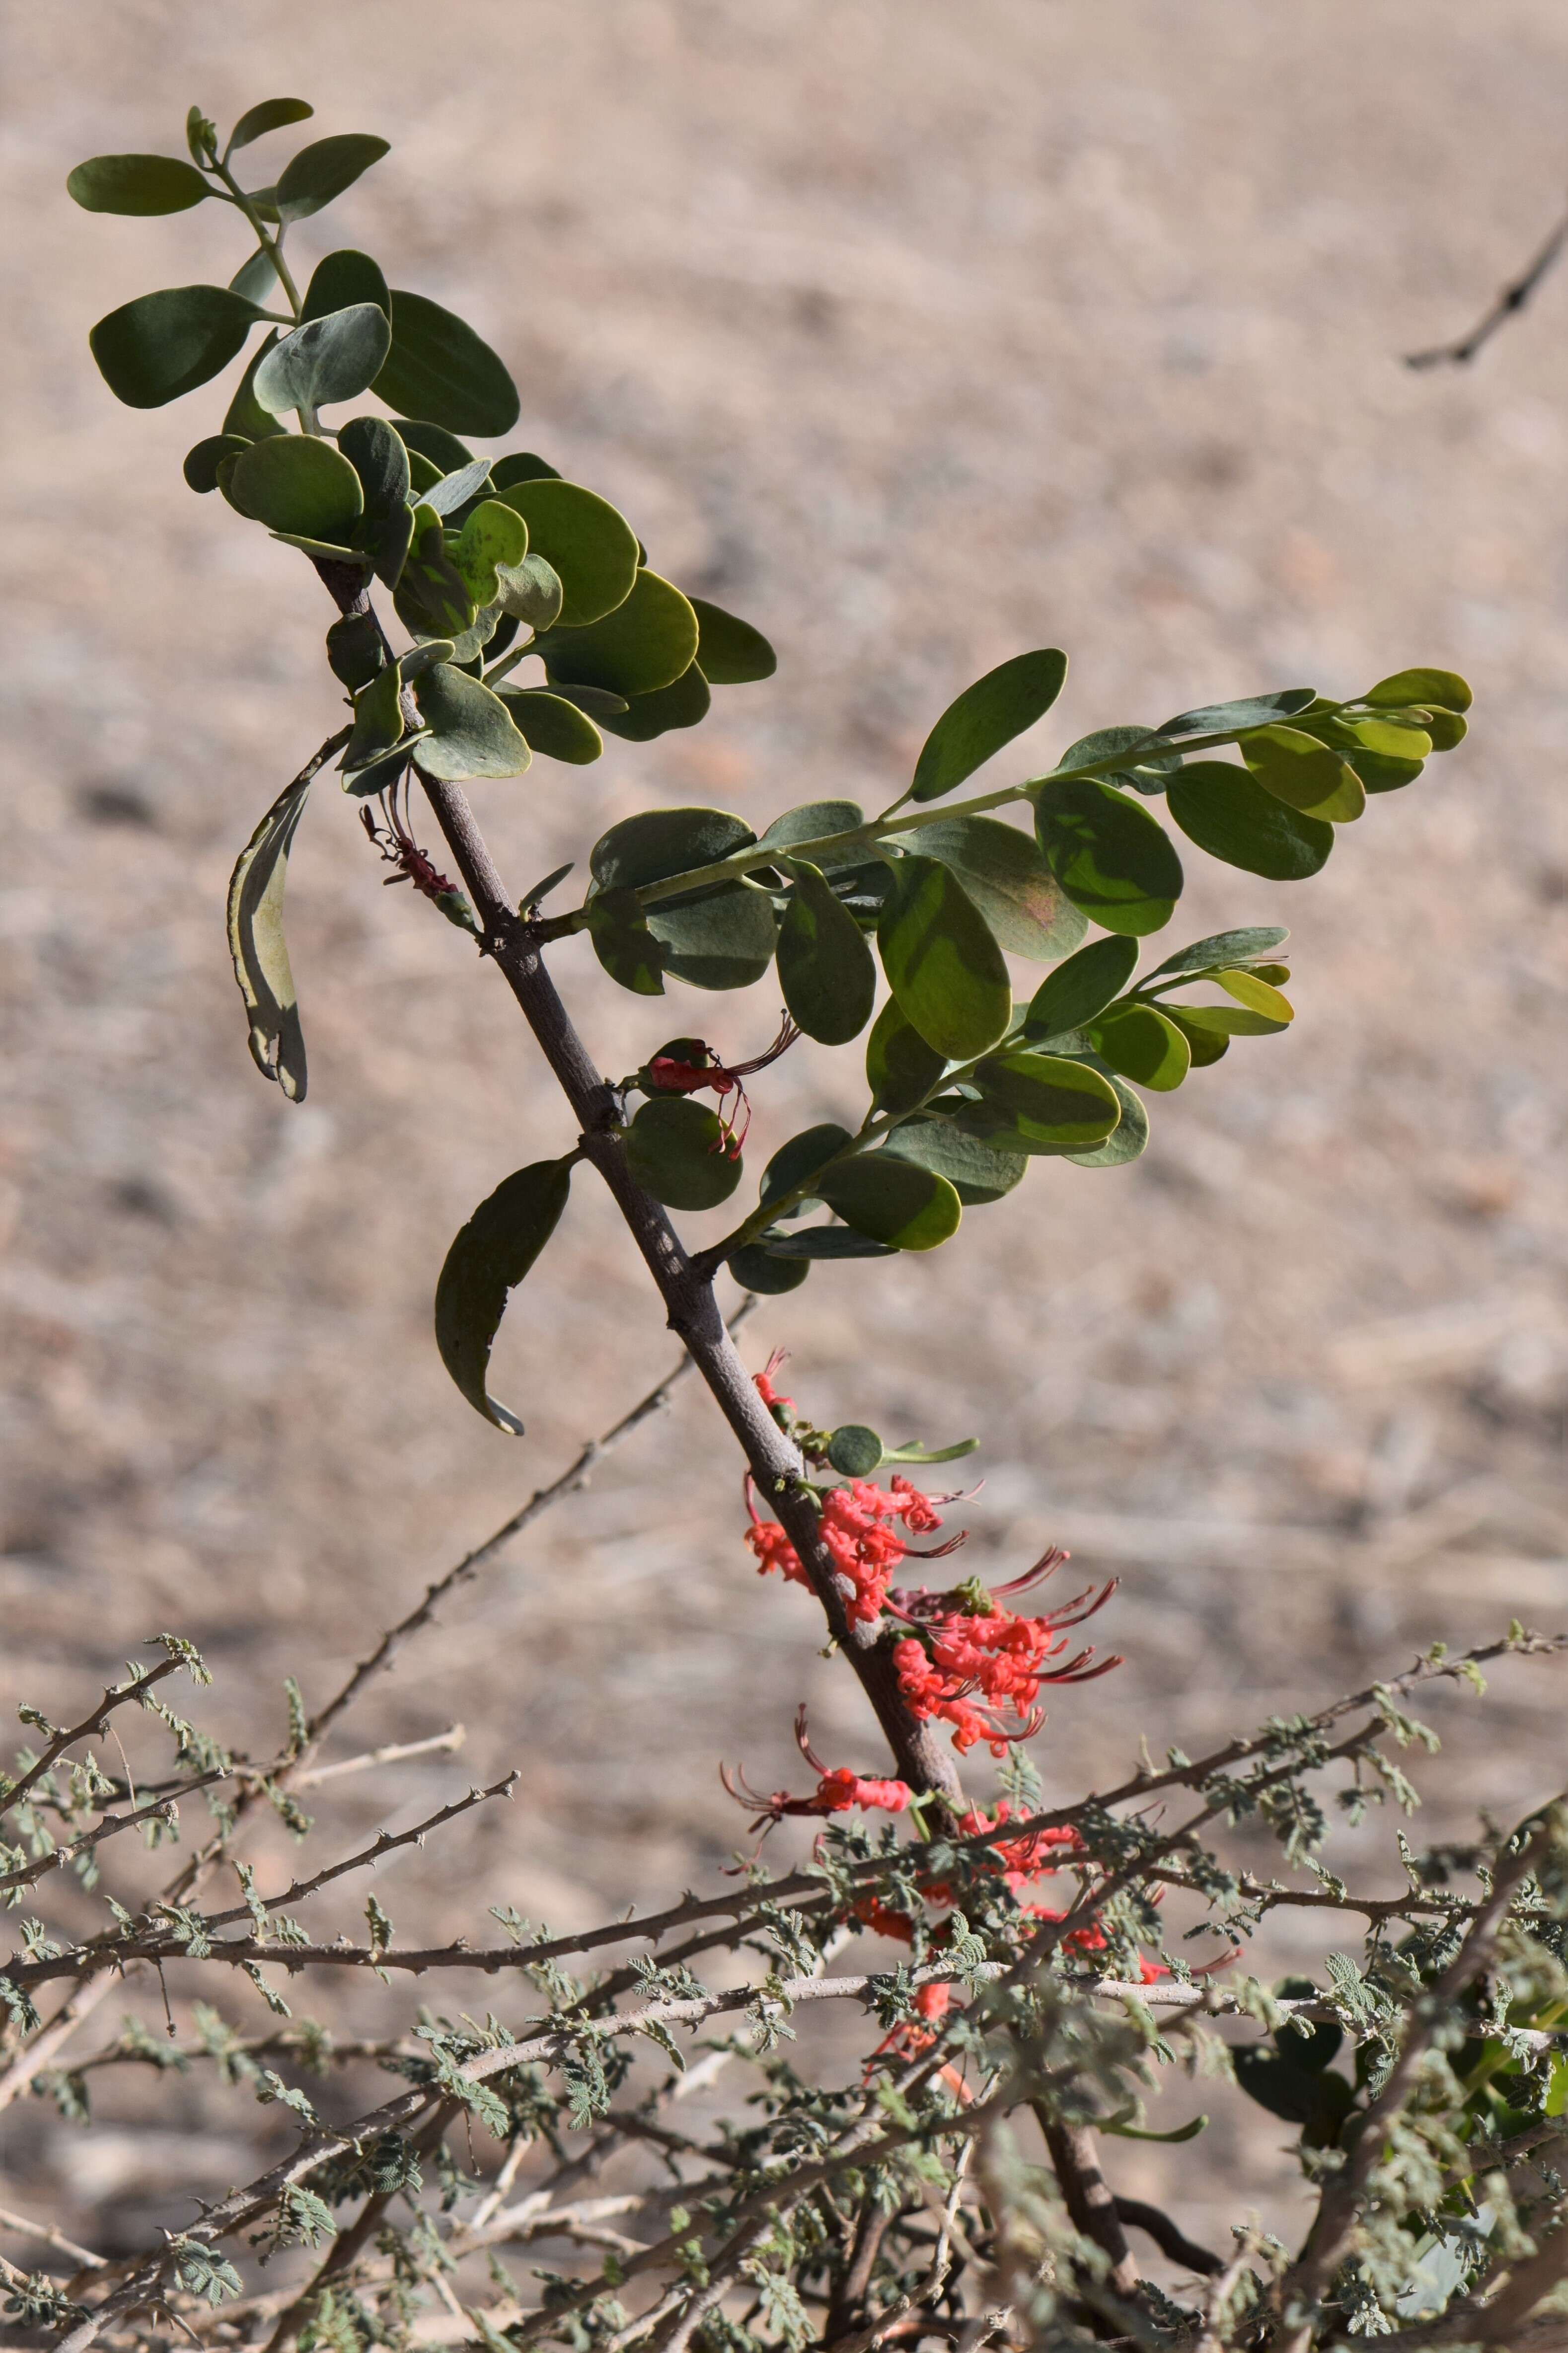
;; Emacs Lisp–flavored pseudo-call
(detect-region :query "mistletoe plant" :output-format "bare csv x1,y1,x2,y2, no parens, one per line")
9,89,1563,2353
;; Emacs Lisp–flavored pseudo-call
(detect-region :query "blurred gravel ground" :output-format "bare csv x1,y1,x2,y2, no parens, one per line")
4,0,1568,2271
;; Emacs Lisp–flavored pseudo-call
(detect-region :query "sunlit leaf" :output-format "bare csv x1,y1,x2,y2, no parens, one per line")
910,650,1067,804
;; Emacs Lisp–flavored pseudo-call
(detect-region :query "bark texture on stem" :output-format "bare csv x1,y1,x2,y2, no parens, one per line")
312,563,961,1802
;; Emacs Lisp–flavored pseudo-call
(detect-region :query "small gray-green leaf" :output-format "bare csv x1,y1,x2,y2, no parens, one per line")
817,1157,962,1252
412,665,531,782
435,1159,574,1433
882,1119,1026,1205
225,434,364,540
275,134,390,223
905,815,1085,961
68,153,212,215
586,891,665,995
826,1425,884,1476
226,99,314,156
373,291,520,439
301,250,390,324
1023,935,1138,1042
488,479,639,628
1146,925,1288,981
624,1097,742,1211
777,861,877,1043
90,285,267,409
499,689,603,765
689,597,777,684
253,304,391,416
910,649,1067,804
877,854,1011,1060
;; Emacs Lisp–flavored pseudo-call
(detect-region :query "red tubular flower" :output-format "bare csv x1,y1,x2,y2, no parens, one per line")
745,1474,957,1627
720,1708,913,1836
889,1559,1122,1755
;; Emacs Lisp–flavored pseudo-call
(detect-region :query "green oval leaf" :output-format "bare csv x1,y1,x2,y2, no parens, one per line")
757,801,867,866
727,1242,810,1294
325,612,384,692
769,1226,895,1260
373,290,520,438
411,664,530,782
1166,761,1334,881
226,98,314,156
339,415,412,586
1158,689,1316,736
910,650,1067,804
760,1123,854,1214
223,331,286,440
964,1051,1122,1152
1065,1070,1149,1166
226,773,317,1101
882,1118,1027,1205
1147,926,1287,981
585,889,664,995
624,1097,743,1211
591,807,755,891
597,662,711,741
865,995,948,1116
253,303,391,416
1034,778,1183,936
649,884,777,992
1023,934,1138,1041
1059,725,1183,795
826,1425,884,1477
275,133,389,223
450,500,528,606
1242,727,1364,823
689,597,777,684
1362,667,1471,714
1093,1005,1191,1092
183,433,251,493
877,853,1011,1061
499,689,603,765
495,554,564,632
777,861,877,1043
905,815,1086,961
342,662,405,772
537,568,700,697
488,479,639,628
90,284,266,409
226,434,365,540
68,153,211,214
817,1156,962,1252
393,505,475,639
434,1158,573,1433
1213,969,1294,1023
492,450,561,488
301,249,390,324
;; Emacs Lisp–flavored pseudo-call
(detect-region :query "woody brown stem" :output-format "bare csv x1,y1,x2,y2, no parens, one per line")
313,564,962,1804
1036,2112,1138,2327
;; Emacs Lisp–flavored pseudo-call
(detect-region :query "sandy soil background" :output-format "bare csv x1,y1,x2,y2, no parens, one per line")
4,0,1568,2283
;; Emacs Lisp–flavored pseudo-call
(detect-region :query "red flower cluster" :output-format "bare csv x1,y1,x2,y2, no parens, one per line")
888,1556,1122,1757
745,1471,954,1628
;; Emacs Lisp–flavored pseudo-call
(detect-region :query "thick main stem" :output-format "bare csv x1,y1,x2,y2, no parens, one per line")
314,565,962,1802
